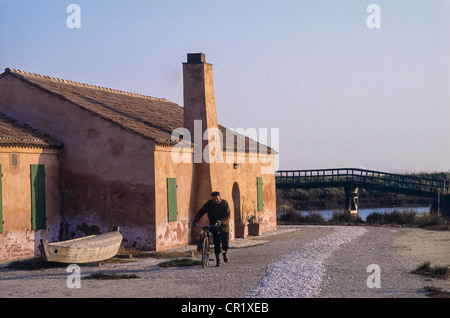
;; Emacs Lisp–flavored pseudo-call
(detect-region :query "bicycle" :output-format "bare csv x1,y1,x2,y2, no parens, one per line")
195,223,217,269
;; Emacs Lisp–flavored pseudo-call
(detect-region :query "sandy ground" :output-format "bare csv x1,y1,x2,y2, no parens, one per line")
319,226,450,298
390,227,450,269
0,225,448,299
390,227,450,294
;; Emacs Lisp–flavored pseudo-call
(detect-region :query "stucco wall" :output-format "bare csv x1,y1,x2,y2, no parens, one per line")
0,147,60,262
0,75,157,250
153,146,194,250
153,144,276,249
209,151,277,239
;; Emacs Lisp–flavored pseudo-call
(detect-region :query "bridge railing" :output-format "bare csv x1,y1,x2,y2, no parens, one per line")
275,168,450,195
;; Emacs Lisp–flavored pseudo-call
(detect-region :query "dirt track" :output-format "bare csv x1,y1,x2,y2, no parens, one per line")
0,225,448,298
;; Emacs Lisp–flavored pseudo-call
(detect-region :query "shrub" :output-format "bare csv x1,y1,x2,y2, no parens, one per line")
277,211,327,225
366,212,384,225
383,211,404,224
329,212,362,224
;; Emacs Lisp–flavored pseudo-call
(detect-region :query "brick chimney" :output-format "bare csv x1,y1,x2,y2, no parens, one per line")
183,53,220,164
183,53,222,238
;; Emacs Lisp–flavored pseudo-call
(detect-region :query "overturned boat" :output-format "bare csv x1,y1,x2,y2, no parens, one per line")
40,227,123,263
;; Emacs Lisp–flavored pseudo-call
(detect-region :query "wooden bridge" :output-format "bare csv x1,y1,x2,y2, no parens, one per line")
275,168,450,214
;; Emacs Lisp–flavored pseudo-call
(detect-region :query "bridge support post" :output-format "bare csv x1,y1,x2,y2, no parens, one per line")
431,193,450,217
345,186,359,215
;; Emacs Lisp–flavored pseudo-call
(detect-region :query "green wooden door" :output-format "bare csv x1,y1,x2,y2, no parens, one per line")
31,164,46,230
167,178,177,222
257,177,263,211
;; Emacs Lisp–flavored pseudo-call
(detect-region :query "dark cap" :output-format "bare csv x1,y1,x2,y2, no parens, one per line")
187,53,206,64
211,191,220,197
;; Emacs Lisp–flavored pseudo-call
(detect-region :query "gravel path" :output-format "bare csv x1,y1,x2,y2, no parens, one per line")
246,226,368,298
0,225,448,298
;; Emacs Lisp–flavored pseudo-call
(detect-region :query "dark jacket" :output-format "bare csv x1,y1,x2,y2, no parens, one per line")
194,199,231,234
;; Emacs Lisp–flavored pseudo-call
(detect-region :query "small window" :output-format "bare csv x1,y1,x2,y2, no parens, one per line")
11,153,18,167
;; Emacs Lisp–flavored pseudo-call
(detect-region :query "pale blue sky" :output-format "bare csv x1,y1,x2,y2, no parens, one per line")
1,0,449,173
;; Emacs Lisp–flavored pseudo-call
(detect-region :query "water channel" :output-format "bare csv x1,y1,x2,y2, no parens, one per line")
295,205,431,222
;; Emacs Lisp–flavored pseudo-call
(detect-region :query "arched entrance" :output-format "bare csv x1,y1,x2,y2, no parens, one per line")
232,182,248,238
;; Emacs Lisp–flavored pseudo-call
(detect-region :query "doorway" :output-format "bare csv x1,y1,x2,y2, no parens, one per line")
232,182,241,225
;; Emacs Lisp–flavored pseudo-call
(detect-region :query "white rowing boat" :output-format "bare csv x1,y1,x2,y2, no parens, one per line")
40,227,123,263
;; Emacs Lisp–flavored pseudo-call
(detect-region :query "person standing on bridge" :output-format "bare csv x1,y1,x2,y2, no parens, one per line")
194,191,231,267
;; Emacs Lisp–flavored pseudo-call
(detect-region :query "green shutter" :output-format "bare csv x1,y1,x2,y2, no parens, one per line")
167,178,177,222
0,165,3,234
257,177,263,211
31,165,46,230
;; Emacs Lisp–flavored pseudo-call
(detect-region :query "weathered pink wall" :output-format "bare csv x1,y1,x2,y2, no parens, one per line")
153,144,277,249
153,146,194,250
0,75,157,250
0,147,60,262
210,151,277,240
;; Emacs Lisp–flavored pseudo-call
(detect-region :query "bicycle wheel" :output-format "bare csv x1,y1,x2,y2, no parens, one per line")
201,237,209,269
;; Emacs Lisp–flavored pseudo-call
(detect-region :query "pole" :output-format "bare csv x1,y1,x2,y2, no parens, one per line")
437,191,441,216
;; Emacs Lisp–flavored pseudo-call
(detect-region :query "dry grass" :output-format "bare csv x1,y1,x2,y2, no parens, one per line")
116,247,199,259
277,210,328,225
85,272,139,280
117,247,202,267
277,209,363,225
421,286,450,298
366,211,449,230
159,258,202,267
6,257,66,270
412,262,449,298
412,262,449,278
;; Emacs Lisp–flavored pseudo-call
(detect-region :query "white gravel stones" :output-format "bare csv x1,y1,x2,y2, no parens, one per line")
246,226,368,298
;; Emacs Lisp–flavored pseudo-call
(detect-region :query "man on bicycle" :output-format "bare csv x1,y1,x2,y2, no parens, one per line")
194,191,230,267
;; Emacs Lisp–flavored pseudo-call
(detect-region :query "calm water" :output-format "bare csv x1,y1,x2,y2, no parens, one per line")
296,206,431,222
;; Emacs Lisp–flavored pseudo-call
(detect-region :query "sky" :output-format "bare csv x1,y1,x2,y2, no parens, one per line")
1,0,449,173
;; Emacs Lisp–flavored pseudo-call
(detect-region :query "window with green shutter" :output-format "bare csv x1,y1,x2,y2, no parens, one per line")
31,164,46,230
257,177,263,211
167,178,177,222
0,165,3,234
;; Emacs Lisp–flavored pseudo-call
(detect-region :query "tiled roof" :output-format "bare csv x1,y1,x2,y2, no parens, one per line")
2,68,274,153
0,112,61,149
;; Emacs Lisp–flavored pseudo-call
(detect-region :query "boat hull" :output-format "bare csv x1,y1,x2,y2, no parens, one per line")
40,229,123,263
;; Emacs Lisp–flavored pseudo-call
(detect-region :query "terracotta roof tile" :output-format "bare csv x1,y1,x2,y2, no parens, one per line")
0,112,61,149
2,68,274,153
